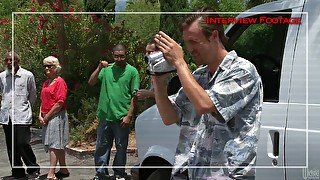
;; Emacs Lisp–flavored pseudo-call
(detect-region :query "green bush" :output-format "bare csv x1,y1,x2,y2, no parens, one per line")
69,97,98,147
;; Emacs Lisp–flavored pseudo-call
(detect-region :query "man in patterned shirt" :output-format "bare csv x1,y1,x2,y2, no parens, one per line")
152,8,263,179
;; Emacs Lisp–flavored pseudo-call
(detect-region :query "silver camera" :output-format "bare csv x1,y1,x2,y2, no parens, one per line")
144,51,176,75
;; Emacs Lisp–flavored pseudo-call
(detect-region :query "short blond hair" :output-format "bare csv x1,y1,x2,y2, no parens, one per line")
43,56,62,72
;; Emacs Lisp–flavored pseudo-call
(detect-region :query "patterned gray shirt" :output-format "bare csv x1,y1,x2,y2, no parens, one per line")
0,67,37,125
170,51,263,179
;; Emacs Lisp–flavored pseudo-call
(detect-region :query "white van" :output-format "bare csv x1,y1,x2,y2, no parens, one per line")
134,0,320,179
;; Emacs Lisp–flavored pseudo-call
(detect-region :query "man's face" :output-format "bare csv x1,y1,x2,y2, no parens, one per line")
4,53,19,70
145,43,156,55
112,50,126,66
182,20,213,66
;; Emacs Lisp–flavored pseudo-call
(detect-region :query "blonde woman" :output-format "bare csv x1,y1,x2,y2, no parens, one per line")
39,56,70,180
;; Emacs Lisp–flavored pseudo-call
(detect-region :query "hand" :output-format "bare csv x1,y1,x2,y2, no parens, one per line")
99,60,108,68
154,31,184,66
137,89,154,100
38,116,45,126
120,116,131,128
42,115,49,125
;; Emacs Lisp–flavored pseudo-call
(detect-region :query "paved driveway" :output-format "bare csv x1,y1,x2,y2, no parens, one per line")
0,127,138,180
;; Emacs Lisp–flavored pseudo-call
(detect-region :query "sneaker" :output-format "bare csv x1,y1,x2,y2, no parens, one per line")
115,175,125,180
28,171,40,180
115,178,125,180
92,174,110,180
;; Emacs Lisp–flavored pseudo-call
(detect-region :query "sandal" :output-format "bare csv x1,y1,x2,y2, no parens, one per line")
55,171,70,178
46,176,57,180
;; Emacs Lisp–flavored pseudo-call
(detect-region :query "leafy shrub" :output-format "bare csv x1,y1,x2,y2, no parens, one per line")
69,97,98,147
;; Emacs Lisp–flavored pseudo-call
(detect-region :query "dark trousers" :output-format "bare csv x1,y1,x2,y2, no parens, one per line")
3,121,40,178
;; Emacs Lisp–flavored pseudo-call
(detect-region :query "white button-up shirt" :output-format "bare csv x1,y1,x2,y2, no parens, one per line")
0,67,37,125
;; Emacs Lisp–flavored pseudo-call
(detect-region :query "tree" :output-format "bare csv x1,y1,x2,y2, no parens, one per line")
246,0,274,9
158,0,188,43
116,0,160,42
0,0,28,59
218,0,246,18
84,0,116,22
190,0,219,10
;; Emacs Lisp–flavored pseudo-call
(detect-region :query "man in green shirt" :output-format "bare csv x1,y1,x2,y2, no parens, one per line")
88,44,140,180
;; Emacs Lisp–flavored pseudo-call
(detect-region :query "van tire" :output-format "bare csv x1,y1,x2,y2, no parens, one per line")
146,169,172,180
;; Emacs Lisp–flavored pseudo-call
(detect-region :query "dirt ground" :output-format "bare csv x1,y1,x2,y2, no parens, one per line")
74,132,137,151
128,132,137,149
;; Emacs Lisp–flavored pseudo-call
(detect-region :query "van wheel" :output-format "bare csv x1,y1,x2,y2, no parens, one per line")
146,169,172,180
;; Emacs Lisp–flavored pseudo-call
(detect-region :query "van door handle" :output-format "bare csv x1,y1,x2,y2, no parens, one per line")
273,131,280,157
268,130,280,160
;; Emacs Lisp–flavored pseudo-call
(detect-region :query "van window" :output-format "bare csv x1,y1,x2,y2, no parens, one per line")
227,13,291,102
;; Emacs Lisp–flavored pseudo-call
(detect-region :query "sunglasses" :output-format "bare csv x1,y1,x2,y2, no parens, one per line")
43,64,55,69
113,55,125,59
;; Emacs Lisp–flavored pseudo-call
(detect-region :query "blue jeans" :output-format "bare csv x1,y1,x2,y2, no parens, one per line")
94,120,129,177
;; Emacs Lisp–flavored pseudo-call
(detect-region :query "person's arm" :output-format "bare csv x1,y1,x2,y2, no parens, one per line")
43,79,68,124
136,89,155,100
38,105,44,125
88,61,108,85
43,102,64,124
121,69,140,127
0,80,3,105
28,74,37,107
152,74,180,125
121,96,137,128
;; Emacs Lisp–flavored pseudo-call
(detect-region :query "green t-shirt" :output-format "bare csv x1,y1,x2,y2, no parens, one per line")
97,63,140,121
